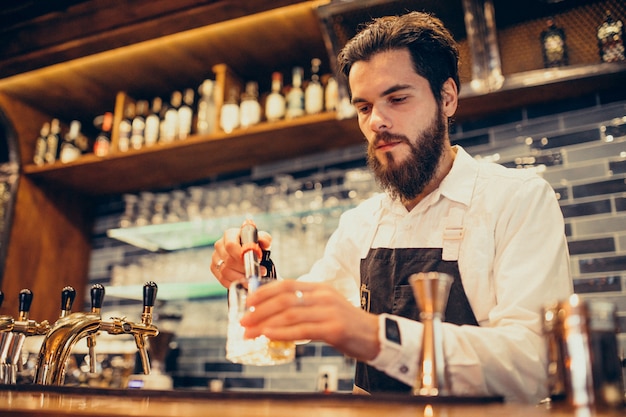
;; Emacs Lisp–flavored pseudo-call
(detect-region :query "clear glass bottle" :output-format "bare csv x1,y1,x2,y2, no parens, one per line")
220,87,240,134
286,66,305,119
178,88,194,140
59,120,82,163
305,58,324,115
44,118,61,164
118,101,134,152
239,81,262,128
597,10,625,63
541,17,568,68
265,72,286,122
162,91,181,142
130,100,147,150
196,79,217,135
324,75,339,112
144,97,162,146
33,122,50,166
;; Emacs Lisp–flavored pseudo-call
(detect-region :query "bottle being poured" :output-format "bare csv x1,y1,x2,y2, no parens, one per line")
225,219,295,365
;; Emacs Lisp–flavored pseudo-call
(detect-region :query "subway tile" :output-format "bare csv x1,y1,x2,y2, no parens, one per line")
567,237,615,255
561,105,624,130
598,89,626,106
573,276,622,294
603,123,626,141
501,151,563,169
560,200,612,219
321,345,344,357
531,128,601,150
566,140,626,164
579,255,626,274
458,108,523,132
574,213,626,236
224,376,265,390
542,162,607,185
552,186,569,201
610,160,626,175
616,197,626,212
526,94,597,119
578,293,626,313
172,375,211,389
204,362,243,373
565,223,572,237
572,177,626,199
491,119,561,144
452,133,490,148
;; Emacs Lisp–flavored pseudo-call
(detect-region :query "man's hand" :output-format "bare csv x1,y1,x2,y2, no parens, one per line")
211,227,272,288
240,280,381,362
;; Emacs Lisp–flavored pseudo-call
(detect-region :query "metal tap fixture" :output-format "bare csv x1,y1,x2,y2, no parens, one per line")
0,289,50,384
35,282,159,386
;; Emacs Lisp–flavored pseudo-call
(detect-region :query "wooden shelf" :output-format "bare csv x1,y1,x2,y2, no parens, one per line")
22,112,362,195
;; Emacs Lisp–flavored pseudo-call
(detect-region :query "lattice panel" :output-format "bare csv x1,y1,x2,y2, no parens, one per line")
497,0,625,74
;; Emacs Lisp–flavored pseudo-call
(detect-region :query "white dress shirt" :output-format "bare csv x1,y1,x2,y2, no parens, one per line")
298,145,572,402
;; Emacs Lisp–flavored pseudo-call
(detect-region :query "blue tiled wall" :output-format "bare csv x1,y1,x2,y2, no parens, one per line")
88,91,626,392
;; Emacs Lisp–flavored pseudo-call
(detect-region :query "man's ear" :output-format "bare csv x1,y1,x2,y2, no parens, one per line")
441,78,458,117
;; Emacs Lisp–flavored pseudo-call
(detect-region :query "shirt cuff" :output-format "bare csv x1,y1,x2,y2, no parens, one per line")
367,313,423,387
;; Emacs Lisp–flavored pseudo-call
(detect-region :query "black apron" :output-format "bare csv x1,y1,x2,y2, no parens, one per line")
354,246,479,393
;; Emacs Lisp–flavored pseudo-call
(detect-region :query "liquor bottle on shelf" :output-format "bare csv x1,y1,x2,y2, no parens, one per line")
325,75,339,112
59,120,82,163
541,17,568,68
220,87,240,134
144,97,162,146
33,122,49,166
196,79,217,135
286,66,305,119
239,81,261,128
597,10,625,63
305,58,324,115
93,112,113,157
118,101,134,152
162,91,181,142
265,72,286,122
178,88,194,140
130,100,148,150
44,118,61,164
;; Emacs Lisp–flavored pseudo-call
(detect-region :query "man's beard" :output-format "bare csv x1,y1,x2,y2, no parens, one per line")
367,110,447,202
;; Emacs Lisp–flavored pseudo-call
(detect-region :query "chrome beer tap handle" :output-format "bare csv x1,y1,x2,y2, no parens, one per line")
12,289,50,336
60,286,76,319
87,284,105,373
240,219,262,292
99,282,159,375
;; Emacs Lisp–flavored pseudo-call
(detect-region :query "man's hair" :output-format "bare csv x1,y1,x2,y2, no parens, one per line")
337,11,460,103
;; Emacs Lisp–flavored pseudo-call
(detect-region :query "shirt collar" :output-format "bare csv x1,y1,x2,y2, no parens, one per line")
437,145,478,207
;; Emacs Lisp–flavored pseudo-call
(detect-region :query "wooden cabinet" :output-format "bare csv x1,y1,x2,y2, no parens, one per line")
0,0,625,321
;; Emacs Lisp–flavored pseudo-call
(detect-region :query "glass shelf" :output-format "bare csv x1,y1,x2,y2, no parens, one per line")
106,204,355,252
105,281,227,301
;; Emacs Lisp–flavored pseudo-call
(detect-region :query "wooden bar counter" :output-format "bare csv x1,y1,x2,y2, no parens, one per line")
0,385,623,417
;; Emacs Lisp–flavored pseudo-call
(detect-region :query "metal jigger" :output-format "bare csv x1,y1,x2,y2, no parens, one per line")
409,272,454,397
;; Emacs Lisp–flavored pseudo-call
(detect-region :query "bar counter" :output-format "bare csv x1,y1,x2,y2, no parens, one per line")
0,385,624,417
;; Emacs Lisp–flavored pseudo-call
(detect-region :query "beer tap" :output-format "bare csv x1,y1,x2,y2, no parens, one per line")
0,290,14,332
0,289,49,384
100,281,159,374
35,282,159,385
87,284,104,373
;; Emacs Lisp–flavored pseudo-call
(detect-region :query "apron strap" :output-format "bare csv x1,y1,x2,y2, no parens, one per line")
442,205,466,261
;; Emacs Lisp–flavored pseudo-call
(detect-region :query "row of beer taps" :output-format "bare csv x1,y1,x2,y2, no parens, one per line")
0,282,159,386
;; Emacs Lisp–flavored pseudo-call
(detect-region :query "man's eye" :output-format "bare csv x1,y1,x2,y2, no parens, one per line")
390,96,407,104
356,105,371,114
